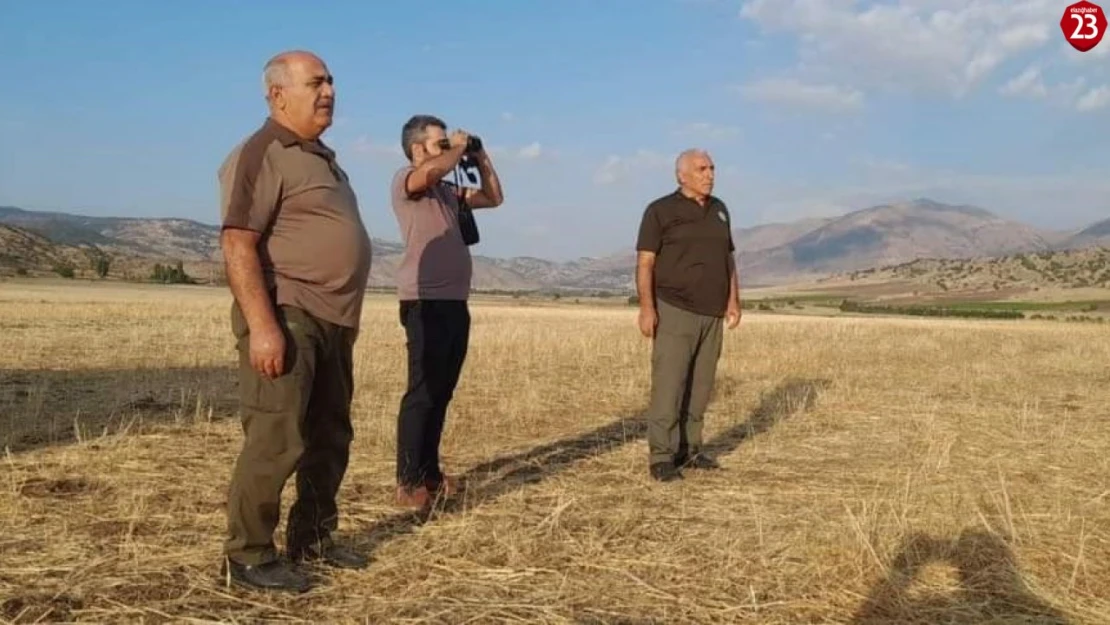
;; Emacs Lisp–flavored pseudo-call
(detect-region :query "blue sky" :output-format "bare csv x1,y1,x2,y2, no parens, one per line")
1,0,1108,260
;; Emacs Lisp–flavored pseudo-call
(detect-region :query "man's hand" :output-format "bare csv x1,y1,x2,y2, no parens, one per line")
449,129,470,149
465,144,505,209
221,227,286,379
638,306,658,338
726,300,742,329
249,321,286,379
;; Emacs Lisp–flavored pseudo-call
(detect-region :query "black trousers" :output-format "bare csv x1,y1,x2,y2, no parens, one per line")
396,299,470,488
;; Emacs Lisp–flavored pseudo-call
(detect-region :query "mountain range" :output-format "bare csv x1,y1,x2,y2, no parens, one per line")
1,200,1107,291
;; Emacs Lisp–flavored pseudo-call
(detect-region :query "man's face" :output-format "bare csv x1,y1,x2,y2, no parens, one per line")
273,54,335,138
414,125,448,162
679,153,715,197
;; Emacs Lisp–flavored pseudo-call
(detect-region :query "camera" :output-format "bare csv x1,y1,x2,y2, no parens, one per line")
465,135,483,154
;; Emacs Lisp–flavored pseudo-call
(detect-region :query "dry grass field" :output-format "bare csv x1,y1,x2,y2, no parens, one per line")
1,280,1109,624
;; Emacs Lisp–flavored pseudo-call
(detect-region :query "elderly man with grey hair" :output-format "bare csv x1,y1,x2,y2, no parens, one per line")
634,148,741,482
216,50,373,592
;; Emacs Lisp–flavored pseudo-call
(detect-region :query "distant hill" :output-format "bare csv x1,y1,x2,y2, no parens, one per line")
1,200,1105,291
0,206,225,261
733,199,1082,284
814,246,1110,298
0,224,98,277
0,206,559,292
1065,217,1110,248
732,217,836,254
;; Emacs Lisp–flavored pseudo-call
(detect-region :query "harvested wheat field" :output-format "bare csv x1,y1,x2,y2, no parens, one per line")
1,280,1108,624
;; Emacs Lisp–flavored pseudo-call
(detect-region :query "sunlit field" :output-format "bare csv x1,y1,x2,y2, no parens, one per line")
1,280,1108,624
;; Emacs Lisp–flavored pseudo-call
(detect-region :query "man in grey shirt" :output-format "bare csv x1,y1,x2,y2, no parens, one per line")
389,114,504,509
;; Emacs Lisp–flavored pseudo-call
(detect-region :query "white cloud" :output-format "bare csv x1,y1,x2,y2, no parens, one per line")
997,23,1051,50
1061,40,1110,62
517,141,542,159
593,150,671,185
489,142,547,161
1076,85,1110,111
739,0,1059,97
350,136,402,158
671,121,742,141
1051,75,1091,102
1000,65,1047,98
735,78,864,112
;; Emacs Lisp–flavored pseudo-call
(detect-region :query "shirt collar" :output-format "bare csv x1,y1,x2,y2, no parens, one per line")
264,117,335,160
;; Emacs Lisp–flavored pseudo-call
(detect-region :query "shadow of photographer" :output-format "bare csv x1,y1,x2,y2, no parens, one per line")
851,528,1071,624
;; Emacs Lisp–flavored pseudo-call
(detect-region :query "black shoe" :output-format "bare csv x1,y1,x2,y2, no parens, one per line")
650,462,683,482
291,542,368,570
677,453,721,470
674,455,719,470
222,557,312,593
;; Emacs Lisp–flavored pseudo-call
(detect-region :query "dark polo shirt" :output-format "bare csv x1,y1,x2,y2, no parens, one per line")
635,189,735,317
218,118,373,330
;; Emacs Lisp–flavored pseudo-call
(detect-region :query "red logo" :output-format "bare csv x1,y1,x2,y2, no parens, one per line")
1061,1,1106,52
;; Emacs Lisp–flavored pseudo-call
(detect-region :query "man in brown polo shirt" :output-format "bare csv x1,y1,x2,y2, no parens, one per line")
389,114,504,509
216,50,373,592
635,148,741,482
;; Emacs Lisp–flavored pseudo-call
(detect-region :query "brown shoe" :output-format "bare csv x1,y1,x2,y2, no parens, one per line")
396,484,432,510
425,475,461,497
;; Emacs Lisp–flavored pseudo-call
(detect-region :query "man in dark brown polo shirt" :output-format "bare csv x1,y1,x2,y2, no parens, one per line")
635,148,741,482
389,114,504,509
216,50,373,592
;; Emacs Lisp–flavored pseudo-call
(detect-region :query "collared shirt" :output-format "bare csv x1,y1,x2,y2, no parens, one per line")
218,118,373,329
635,189,735,317
389,165,472,301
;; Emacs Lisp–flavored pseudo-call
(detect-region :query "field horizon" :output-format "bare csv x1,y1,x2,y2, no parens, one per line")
2,281,1108,624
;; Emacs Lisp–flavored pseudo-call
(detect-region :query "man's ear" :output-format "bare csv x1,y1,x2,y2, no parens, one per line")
268,85,283,110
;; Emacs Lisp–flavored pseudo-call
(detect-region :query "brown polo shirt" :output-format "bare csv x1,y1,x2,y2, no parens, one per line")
218,118,373,329
389,165,472,301
635,189,735,317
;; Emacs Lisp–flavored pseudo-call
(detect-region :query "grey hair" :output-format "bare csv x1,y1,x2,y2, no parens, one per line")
675,148,709,173
400,114,447,161
262,56,293,96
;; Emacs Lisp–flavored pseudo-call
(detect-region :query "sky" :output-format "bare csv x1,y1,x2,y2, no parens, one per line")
1,0,1108,261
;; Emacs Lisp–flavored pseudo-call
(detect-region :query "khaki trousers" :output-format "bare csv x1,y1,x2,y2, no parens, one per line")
224,302,356,565
646,299,723,466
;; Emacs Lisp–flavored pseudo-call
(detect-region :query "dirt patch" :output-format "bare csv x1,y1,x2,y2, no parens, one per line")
2,593,84,623
18,476,99,499
1,366,239,453
104,568,193,604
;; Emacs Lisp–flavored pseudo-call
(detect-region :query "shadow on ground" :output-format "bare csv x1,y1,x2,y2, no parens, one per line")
851,528,1071,624
704,376,832,457
344,376,832,564
0,366,238,453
